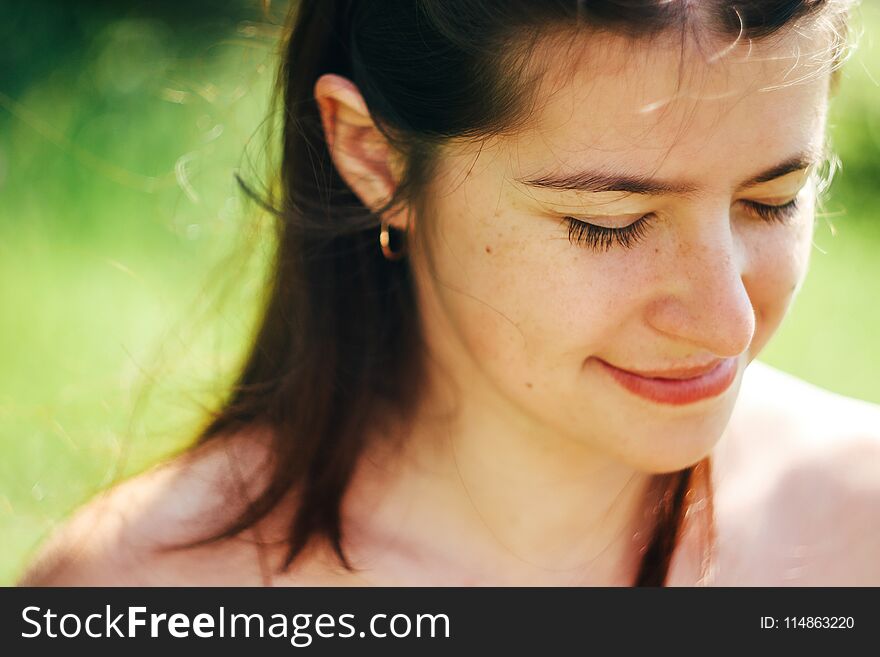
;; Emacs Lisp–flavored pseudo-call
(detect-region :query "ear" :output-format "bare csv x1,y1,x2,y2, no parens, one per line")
314,73,407,229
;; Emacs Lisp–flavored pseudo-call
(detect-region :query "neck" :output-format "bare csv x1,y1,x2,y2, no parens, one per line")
342,368,670,586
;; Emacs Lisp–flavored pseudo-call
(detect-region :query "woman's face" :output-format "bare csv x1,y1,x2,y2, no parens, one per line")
408,27,832,472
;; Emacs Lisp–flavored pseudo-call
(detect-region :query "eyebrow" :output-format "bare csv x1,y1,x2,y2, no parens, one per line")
514,153,819,196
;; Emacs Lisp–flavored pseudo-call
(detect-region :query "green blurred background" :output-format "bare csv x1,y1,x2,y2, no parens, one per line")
1,0,878,586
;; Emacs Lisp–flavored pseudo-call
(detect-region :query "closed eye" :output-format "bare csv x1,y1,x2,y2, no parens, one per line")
740,198,800,222
563,214,655,252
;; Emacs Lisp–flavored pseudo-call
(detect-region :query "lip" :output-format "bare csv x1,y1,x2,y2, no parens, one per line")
593,356,738,406
615,360,724,379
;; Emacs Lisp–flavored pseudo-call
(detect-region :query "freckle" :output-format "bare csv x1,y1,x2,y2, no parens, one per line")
485,245,493,254
525,382,533,389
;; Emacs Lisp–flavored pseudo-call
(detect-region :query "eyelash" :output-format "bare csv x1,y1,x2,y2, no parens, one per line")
563,198,800,252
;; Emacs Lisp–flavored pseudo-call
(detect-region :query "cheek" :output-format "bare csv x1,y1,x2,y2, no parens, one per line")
414,151,629,377
743,214,815,355
419,206,634,381
412,209,524,370
426,238,550,368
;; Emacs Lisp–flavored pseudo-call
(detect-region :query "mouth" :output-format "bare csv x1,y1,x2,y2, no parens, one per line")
592,356,739,406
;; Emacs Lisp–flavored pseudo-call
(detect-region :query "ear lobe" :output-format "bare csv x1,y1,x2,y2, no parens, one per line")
314,73,402,219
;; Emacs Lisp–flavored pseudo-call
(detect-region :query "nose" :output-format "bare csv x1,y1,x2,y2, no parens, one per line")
645,214,756,359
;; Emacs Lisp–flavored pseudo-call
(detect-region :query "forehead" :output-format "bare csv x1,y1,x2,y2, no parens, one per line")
498,25,832,184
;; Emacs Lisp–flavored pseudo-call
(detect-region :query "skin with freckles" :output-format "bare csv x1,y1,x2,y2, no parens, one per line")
284,24,871,586
404,27,824,476
19,21,880,587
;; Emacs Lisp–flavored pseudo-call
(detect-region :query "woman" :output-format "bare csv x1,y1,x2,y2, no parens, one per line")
20,0,880,586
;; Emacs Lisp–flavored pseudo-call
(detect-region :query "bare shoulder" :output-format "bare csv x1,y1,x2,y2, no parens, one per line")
710,360,880,585
17,428,279,586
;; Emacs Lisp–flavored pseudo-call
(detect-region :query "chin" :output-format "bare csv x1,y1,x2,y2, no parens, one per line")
603,397,738,474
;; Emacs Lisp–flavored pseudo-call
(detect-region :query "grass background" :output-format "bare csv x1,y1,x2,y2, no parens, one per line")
2,1,879,585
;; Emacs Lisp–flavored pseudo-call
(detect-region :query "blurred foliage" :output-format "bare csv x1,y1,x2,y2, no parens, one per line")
1,0,879,585
0,0,288,585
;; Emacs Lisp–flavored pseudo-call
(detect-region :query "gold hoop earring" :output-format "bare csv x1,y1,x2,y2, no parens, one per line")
379,219,407,261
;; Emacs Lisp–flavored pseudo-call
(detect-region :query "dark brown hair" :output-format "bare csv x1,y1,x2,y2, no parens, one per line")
171,0,852,586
